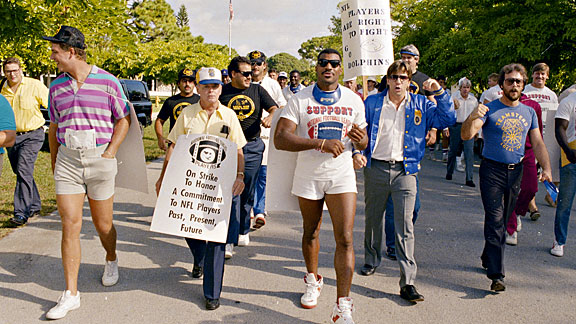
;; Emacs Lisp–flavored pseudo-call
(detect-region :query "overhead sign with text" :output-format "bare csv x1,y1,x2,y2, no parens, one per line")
151,134,237,243
340,0,394,79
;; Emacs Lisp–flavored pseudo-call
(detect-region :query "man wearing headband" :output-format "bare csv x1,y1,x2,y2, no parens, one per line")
156,67,246,310
358,60,455,303
43,26,131,319
219,56,278,257
275,48,367,324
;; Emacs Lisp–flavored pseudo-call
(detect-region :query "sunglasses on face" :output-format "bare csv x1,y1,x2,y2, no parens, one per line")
251,61,264,66
389,75,409,81
504,78,524,86
238,71,252,78
317,59,341,68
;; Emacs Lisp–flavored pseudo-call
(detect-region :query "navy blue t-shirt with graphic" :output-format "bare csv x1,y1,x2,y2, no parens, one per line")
481,99,538,164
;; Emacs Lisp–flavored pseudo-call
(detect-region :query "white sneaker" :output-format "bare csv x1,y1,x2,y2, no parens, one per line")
516,215,522,232
102,259,119,286
46,290,81,320
456,157,464,172
253,213,266,229
301,273,323,309
225,244,234,259
238,234,250,246
331,297,355,324
505,232,517,246
550,241,564,257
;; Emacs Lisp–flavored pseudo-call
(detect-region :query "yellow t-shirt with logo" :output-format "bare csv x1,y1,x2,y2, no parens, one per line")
167,102,247,149
1,77,48,132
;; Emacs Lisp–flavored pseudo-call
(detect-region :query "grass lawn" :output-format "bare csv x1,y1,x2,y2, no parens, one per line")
0,121,169,238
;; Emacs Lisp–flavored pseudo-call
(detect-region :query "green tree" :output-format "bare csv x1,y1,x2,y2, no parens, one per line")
129,0,195,43
391,0,576,91
176,4,189,29
0,0,133,77
267,53,309,74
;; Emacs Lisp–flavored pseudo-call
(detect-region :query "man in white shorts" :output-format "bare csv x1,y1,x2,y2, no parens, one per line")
43,26,131,320
274,48,367,324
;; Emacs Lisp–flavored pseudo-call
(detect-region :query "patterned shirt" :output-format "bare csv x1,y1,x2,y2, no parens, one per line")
48,66,130,146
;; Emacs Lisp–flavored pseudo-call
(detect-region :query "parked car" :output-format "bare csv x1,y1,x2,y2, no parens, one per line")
40,78,153,150
119,79,153,129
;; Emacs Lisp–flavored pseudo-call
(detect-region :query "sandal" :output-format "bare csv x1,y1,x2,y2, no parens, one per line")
530,210,541,221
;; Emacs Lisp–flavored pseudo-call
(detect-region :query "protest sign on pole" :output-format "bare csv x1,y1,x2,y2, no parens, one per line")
151,134,237,243
340,0,394,82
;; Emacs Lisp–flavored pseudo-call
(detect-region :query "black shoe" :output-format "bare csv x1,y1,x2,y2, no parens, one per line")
400,285,424,302
8,215,27,227
490,279,506,292
192,265,203,278
360,264,377,276
205,298,220,310
386,247,397,260
466,181,476,187
446,174,452,180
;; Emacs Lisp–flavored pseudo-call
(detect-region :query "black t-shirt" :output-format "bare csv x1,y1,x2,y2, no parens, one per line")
219,83,277,140
411,71,432,96
157,94,200,130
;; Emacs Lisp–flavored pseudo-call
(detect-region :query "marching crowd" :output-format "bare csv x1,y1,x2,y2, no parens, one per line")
2,25,576,324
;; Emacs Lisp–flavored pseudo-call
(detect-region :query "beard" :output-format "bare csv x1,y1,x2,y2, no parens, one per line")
503,87,522,102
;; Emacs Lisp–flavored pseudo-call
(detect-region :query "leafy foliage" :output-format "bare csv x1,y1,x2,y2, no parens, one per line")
391,0,576,91
267,53,309,75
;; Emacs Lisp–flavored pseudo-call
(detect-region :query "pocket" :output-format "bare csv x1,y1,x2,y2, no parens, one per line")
89,156,117,180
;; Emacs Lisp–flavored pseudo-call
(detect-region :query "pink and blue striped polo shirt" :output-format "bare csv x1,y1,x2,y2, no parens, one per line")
48,65,130,146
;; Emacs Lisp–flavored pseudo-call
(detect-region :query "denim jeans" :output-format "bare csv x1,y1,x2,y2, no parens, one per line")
479,159,523,280
253,165,267,215
554,163,576,245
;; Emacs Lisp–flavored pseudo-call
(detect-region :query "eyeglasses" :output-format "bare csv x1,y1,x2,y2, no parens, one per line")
251,61,264,66
389,75,409,81
504,78,524,86
238,71,252,78
4,70,20,75
317,59,341,68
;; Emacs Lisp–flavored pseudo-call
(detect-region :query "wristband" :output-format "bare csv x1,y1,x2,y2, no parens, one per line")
352,150,361,157
432,88,445,96
237,172,244,178
320,139,326,152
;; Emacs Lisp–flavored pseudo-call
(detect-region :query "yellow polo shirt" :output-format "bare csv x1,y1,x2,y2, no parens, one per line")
167,102,247,148
1,77,48,132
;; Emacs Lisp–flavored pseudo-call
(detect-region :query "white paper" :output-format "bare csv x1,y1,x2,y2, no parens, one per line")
340,0,394,80
151,134,237,243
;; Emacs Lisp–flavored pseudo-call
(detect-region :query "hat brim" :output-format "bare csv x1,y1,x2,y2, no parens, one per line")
42,36,64,43
250,58,265,64
198,80,223,85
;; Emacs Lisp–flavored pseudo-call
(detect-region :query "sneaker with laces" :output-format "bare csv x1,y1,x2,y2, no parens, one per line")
516,215,522,231
102,259,119,286
301,273,323,309
331,297,355,324
46,290,81,320
550,241,564,257
505,232,517,246
225,243,234,259
238,234,250,246
253,213,266,229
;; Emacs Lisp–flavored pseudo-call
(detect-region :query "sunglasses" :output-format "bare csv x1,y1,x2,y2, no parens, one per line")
317,59,341,68
251,61,264,66
504,78,524,86
389,75,409,81
238,71,252,78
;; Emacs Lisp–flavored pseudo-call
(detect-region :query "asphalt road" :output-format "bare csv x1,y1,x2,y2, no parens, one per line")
1,153,575,324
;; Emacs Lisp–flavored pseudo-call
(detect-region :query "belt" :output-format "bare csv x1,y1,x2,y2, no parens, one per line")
246,137,259,142
373,158,403,166
483,158,523,170
16,127,42,136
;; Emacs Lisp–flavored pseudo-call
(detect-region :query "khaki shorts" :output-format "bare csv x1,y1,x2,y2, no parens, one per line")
291,172,357,200
54,144,117,200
